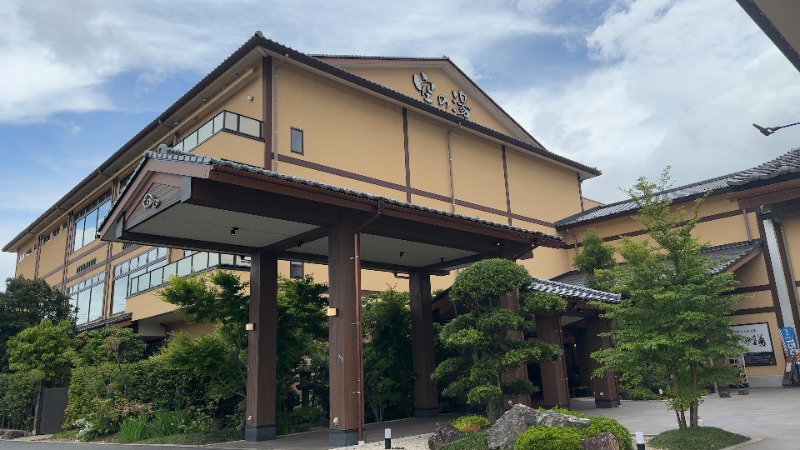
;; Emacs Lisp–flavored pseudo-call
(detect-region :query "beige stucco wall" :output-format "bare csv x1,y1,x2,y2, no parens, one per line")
193,131,264,167
37,227,69,278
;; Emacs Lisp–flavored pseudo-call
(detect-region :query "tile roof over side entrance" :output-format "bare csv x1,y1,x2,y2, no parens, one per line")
728,147,800,188
530,277,621,303
555,175,733,229
552,240,762,287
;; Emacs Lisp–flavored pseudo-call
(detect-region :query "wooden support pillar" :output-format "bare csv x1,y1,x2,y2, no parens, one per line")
535,314,569,408
586,315,619,408
245,251,278,441
410,270,438,418
328,215,361,447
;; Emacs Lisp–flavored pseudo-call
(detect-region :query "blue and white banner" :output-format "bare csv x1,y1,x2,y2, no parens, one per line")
779,327,799,357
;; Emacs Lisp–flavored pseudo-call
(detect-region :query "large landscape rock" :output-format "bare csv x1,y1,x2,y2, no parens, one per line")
428,422,460,450
487,403,591,450
580,432,620,450
0,430,26,439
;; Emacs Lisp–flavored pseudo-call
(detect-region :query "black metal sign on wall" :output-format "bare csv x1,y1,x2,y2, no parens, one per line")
731,322,778,367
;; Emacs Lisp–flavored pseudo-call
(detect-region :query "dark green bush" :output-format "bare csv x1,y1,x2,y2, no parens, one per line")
440,429,489,450
0,370,44,430
514,426,582,450
291,406,322,425
630,387,662,400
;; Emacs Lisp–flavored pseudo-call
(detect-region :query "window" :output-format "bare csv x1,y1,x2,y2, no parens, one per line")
290,128,304,155
72,193,111,253
76,258,97,274
68,272,105,325
170,111,262,153
290,261,304,279
111,247,168,314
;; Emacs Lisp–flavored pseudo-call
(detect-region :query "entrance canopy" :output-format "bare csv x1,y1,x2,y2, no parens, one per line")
99,147,564,272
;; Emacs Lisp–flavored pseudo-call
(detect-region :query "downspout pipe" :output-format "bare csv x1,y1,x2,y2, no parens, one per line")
447,124,461,213
352,200,384,443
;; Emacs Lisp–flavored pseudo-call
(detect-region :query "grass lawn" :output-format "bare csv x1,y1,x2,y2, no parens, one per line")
649,427,748,450
439,430,489,450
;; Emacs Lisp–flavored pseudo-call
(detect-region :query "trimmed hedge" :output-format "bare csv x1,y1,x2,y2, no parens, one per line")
64,357,210,429
515,426,583,450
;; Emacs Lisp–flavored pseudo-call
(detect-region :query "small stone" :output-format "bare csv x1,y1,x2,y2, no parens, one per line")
580,432,620,450
428,422,460,450
3,430,24,440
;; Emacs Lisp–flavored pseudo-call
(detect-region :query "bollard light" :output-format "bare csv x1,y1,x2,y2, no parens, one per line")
635,431,645,450
385,428,392,449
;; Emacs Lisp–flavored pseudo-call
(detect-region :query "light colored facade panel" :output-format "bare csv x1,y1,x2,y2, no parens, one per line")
37,230,69,277
406,112,452,199
65,245,109,284
506,148,581,223
280,164,403,201
451,133,506,212
735,253,770,287
277,64,406,187
694,216,750,247
15,237,38,278
193,132,264,167
453,205,507,224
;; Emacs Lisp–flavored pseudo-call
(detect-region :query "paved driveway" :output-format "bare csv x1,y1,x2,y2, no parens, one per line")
581,387,800,449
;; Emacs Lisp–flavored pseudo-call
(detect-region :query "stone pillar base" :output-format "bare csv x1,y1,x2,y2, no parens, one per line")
244,424,276,441
415,407,440,418
329,429,359,447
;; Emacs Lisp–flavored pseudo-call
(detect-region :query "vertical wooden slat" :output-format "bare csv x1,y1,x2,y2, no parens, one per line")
535,313,569,408
586,316,619,407
409,270,438,416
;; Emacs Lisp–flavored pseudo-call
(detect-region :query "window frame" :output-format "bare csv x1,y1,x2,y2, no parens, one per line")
290,127,304,155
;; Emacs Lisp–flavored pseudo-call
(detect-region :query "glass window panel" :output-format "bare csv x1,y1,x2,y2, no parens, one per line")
208,253,220,267
224,111,238,130
173,140,184,152
239,116,260,137
150,268,163,287
73,217,86,252
220,254,234,265
184,249,193,258
147,249,158,263
151,258,167,270
213,113,224,133
184,132,198,152
290,128,303,154
140,273,151,290
113,277,128,314
197,121,213,143
77,290,90,325
177,258,192,277
192,252,208,272
82,209,98,248
157,247,167,259
97,200,110,224
89,284,103,322
121,260,129,273
130,277,139,294
130,268,145,279
163,262,177,280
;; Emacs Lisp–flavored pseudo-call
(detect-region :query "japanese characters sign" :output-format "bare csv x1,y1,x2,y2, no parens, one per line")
412,72,471,119
732,323,777,367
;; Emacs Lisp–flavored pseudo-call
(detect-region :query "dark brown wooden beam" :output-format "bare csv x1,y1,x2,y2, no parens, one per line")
409,270,438,417
279,251,449,276
245,250,278,441
261,227,328,252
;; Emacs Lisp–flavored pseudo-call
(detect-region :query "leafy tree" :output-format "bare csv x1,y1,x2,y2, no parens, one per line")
432,258,562,420
574,228,616,289
592,170,744,430
75,326,146,368
362,287,414,422
0,277,75,371
6,318,76,386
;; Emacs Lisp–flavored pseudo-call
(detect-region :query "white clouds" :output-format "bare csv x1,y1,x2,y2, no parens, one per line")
497,0,800,201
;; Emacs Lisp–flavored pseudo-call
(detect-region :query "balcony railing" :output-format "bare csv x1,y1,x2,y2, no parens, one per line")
129,252,250,296
170,110,262,153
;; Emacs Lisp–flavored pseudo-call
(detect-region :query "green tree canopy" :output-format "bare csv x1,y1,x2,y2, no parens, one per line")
591,170,744,430
573,228,616,290
433,258,561,420
6,318,75,386
0,277,75,371
75,326,146,367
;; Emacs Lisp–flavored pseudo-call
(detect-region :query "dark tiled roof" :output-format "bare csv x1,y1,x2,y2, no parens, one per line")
76,312,133,333
530,277,621,303
728,147,800,187
552,240,762,287
556,174,733,229
104,147,562,244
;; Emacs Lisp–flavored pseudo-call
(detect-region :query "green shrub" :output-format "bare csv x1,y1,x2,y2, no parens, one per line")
649,427,748,450
630,387,662,400
0,370,44,430
582,417,633,450
291,406,322,425
117,415,149,443
451,414,491,433
117,410,192,443
440,429,489,450
515,426,582,450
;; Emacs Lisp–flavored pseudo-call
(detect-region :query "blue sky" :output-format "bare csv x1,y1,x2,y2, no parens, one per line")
1,0,799,286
